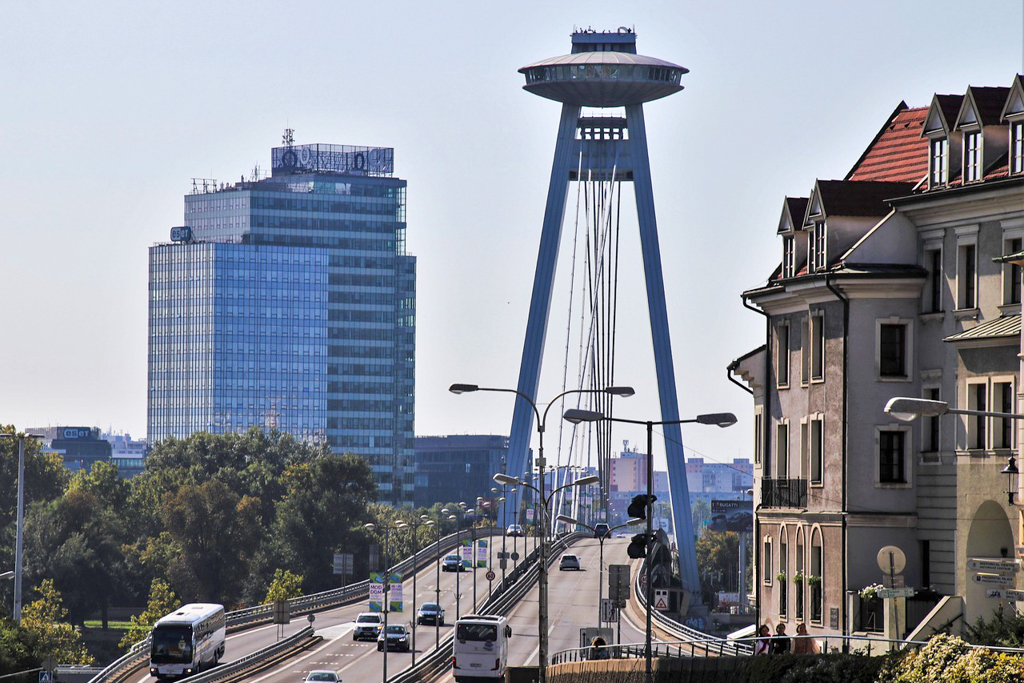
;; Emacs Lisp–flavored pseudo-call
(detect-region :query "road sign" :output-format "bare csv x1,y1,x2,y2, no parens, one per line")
608,564,630,606
1006,589,1024,601
273,600,290,624
580,627,614,648
38,672,51,683
876,587,916,599
877,546,907,575
510,552,520,561
601,598,618,623
972,573,1015,586
486,570,496,581
333,552,354,575
653,589,669,610
968,558,1020,573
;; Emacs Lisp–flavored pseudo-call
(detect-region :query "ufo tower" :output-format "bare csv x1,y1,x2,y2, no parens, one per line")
507,29,701,601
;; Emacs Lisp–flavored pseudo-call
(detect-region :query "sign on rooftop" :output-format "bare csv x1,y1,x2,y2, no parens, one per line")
272,144,394,176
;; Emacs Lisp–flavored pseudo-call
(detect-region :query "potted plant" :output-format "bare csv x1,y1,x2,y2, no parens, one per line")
807,575,822,586
776,571,788,583
859,583,883,600
792,571,804,584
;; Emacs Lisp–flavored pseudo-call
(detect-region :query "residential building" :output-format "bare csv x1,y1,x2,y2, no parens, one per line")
730,76,1024,638
148,136,416,505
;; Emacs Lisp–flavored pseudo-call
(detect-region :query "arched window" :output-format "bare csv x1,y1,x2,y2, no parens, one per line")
778,526,789,618
810,528,824,623
795,527,805,621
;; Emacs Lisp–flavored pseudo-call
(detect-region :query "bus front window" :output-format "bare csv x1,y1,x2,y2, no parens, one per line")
151,626,193,663
457,624,498,642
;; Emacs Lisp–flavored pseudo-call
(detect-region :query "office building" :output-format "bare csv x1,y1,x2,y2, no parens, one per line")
148,135,416,504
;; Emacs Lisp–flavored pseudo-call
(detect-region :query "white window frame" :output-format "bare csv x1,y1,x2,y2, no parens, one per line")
875,317,913,381
779,529,789,620
956,227,979,311
876,424,912,488
777,321,790,389
762,536,774,585
810,312,825,382
1002,229,1024,306
963,130,982,183
921,384,942,456
923,241,943,314
809,528,824,624
930,137,949,187
754,407,764,467
800,316,810,386
966,378,989,450
1012,120,1024,175
814,223,827,271
783,236,796,278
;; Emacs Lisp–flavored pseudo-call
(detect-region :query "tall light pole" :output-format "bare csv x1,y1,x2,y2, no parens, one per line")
405,515,433,665
0,432,41,624
364,519,407,683
447,507,466,619
451,383,634,683
884,397,1024,504
563,408,736,683
556,514,642,628
433,508,446,650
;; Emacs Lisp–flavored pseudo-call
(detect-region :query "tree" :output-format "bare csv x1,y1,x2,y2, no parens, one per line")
0,427,69,529
68,461,129,516
691,498,711,536
270,453,376,593
264,569,303,603
0,616,37,676
696,530,739,607
161,479,262,605
119,578,181,650
20,579,92,664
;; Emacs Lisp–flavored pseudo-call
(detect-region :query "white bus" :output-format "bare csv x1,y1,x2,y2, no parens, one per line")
149,603,226,680
452,614,512,683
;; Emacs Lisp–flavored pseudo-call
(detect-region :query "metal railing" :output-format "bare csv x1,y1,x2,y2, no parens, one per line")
760,478,808,508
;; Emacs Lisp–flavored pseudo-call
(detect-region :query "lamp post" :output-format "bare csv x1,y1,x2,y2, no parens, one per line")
470,501,480,613
364,519,407,683
433,508,447,650
0,433,41,624
884,397,1024,504
451,383,634,683
563,408,736,683
556,514,642,628
405,516,433,665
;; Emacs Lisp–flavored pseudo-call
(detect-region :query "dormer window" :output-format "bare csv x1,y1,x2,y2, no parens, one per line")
810,223,826,271
1012,121,1024,175
930,138,949,187
963,131,982,183
783,236,795,278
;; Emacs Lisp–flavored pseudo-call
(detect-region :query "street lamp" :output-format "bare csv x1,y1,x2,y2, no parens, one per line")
884,397,1024,505
0,433,42,624
451,382,634,683
405,515,434,665
364,519,407,683
446,508,466,618
562,408,736,683
556,514,642,629
432,508,448,650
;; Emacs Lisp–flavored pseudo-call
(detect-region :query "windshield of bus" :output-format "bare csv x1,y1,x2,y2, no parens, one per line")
457,623,498,642
151,625,193,663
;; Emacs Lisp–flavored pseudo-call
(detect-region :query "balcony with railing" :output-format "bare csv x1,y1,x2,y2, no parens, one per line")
761,478,808,508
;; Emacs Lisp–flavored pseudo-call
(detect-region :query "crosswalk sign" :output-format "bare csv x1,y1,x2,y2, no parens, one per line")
39,672,52,683
653,589,669,611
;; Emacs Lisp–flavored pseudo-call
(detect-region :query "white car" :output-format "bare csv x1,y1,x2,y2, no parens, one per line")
304,671,340,682
506,524,525,537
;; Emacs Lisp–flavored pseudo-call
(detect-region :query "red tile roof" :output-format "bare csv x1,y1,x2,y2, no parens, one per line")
847,105,929,183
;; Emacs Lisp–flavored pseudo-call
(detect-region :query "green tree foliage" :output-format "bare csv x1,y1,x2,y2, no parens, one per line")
119,578,181,650
691,498,711,535
878,633,1024,683
160,479,262,604
24,490,127,628
68,461,130,516
264,569,303,603
964,604,1024,647
696,530,739,605
20,579,92,664
270,453,376,593
0,616,38,676
0,427,69,529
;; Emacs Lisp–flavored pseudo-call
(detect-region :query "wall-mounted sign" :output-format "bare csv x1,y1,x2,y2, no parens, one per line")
972,573,1015,586
968,558,1020,573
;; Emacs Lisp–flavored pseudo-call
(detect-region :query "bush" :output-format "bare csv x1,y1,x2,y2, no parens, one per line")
879,633,1024,683
741,653,888,683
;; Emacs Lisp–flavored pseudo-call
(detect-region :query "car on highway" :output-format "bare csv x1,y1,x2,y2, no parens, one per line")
506,524,524,537
304,671,340,682
377,624,411,651
416,602,445,625
353,612,383,641
593,523,611,539
558,554,581,571
442,554,466,572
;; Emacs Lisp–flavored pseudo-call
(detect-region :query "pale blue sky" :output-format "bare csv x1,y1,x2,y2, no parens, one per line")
1,1,1021,470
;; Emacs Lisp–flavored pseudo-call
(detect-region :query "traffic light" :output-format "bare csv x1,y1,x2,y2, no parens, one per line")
627,533,650,559
627,494,657,520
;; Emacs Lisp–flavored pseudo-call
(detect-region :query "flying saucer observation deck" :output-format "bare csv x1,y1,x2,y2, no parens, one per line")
519,51,687,107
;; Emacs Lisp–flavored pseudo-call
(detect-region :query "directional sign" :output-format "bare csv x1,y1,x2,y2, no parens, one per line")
968,558,1020,573
333,553,354,575
972,573,1015,586
1006,589,1024,601
601,599,618,623
876,587,916,599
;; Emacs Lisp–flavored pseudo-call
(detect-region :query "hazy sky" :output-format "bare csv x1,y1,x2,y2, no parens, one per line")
1,1,1021,471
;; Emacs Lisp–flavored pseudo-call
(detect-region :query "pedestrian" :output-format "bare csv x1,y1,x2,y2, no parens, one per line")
770,623,790,654
753,624,771,655
589,635,609,660
792,623,819,654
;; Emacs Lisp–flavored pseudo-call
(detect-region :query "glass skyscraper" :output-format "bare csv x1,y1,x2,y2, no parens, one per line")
148,140,415,504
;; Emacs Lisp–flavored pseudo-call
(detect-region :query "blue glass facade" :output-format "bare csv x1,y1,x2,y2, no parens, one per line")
148,143,415,504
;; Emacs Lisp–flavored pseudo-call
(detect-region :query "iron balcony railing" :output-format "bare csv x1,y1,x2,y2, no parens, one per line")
761,478,808,508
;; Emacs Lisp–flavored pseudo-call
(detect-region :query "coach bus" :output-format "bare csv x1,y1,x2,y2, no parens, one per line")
452,614,512,683
149,603,226,680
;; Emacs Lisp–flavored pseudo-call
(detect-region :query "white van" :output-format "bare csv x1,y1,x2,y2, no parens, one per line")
452,614,512,683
